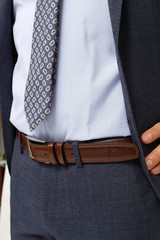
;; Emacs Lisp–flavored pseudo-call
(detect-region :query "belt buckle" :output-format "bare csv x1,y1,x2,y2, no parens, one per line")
26,137,33,159
25,135,46,159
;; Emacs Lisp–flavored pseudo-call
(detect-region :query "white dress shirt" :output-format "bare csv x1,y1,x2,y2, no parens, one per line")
10,0,131,142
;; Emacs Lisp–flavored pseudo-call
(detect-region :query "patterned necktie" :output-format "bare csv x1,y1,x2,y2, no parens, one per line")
24,0,60,131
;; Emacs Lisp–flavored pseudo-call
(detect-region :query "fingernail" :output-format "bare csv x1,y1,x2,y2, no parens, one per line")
146,159,153,169
143,133,152,142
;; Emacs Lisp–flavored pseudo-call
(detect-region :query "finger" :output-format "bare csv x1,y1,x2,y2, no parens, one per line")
145,144,160,170
150,163,160,175
141,122,160,144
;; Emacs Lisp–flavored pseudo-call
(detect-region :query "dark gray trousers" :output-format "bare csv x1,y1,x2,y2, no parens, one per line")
11,138,160,240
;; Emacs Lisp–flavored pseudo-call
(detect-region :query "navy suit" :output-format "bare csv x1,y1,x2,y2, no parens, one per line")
2,1,160,239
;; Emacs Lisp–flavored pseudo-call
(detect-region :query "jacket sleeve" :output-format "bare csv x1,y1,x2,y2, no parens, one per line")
0,0,16,173
0,0,15,98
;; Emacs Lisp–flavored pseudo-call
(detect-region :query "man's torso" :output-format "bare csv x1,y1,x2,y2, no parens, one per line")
10,0,131,142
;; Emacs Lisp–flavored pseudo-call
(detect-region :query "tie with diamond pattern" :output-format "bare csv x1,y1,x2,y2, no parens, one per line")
24,0,60,131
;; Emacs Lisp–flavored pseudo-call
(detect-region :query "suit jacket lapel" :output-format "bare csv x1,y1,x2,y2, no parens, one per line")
108,0,123,47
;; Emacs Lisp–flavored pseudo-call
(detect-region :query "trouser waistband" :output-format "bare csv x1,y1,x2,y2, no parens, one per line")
16,130,139,165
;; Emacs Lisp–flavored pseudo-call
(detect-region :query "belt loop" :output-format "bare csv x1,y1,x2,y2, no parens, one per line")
72,141,82,168
19,131,24,155
56,142,66,165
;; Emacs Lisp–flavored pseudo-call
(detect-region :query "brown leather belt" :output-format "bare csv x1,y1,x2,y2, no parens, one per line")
16,130,139,165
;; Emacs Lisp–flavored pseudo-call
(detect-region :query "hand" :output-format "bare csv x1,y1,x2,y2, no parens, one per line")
141,123,160,175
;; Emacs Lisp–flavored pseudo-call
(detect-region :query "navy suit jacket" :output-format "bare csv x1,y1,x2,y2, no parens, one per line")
1,0,160,199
